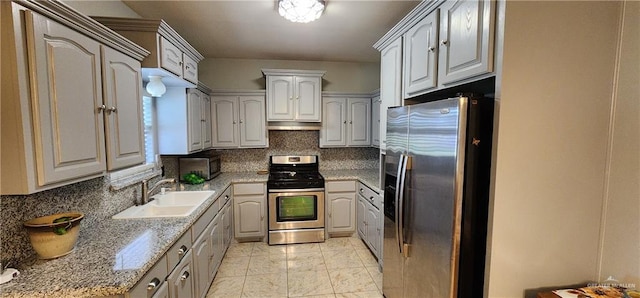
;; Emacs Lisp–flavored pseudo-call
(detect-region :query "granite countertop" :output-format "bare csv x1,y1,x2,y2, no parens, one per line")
0,172,267,298
0,170,378,297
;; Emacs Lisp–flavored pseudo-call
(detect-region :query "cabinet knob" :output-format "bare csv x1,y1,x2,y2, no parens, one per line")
289,97,293,100
233,121,236,124
239,120,243,123
177,245,187,256
97,105,106,113
180,271,190,281
440,40,448,46
428,46,435,52
179,61,183,66
296,96,299,100
201,119,206,122
350,121,353,124
106,107,117,113
185,65,190,70
343,121,347,124
147,277,161,291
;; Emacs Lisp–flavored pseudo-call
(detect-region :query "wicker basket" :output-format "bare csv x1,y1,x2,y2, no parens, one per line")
23,212,84,259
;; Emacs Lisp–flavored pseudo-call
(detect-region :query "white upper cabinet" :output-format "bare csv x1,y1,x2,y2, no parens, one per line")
102,46,146,171
262,69,325,122
438,0,494,85
157,84,213,155
320,94,371,148
371,94,381,148
1,1,149,194
211,91,268,149
93,17,204,86
378,38,403,151
403,10,439,98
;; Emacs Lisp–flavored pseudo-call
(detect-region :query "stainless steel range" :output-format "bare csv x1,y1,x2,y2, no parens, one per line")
267,155,325,245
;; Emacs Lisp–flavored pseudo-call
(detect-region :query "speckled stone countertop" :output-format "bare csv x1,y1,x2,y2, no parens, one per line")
321,169,381,193
0,170,378,297
0,172,267,298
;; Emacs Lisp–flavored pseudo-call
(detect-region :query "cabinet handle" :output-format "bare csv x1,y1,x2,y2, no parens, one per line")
369,196,374,202
239,120,243,123
440,40,448,46
232,121,236,124
343,121,347,124
147,277,161,291
201,119,206,122
107,106,117,113
225,195,229,200
428,46,435,52
179,61,183,66
350,121,353,124
97,105,106,113
185,65,190,70
296,96,299,100
180,271,190,281
289,97,293,100
359,188,364,193
177,245,187,256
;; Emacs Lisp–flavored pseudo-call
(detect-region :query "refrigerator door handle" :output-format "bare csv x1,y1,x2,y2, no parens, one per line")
394,154,405,254
397,154,410,255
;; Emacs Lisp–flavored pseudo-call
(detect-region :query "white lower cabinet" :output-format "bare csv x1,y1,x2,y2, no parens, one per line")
233,183,267,239
356,183,382,259
126,255,168,298
167,250,194,298
325,181,357,234
193,223,213,298
151,281,169,298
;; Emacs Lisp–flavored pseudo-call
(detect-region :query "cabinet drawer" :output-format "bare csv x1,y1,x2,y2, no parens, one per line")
358,183,381,209
326,181,356,193
233,183,265,196
127,255,168,298
191,198,219,240
167,231,191,271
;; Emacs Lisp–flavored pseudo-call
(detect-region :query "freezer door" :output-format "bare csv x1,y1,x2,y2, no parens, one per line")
403,98,467,298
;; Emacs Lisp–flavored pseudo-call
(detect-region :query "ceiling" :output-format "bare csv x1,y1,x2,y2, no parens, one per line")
121,0,420,63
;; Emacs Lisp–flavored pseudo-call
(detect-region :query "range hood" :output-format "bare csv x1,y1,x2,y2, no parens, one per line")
267,122,321,130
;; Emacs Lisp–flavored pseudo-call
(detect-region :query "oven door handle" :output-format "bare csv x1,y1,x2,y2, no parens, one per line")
268,188,325,193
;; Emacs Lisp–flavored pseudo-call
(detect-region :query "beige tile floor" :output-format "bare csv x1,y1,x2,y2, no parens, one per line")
206,237,383,298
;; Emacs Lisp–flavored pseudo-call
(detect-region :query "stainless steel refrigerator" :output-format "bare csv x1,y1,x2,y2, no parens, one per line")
382,96,494,298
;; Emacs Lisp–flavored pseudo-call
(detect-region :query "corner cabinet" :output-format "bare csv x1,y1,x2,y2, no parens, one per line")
320,94,371,148
262,69,325,122
325,181,357,235
211,91,268,149
1,1,149,195
156,83,213,154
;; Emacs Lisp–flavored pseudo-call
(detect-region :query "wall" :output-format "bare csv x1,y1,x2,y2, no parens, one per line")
199,58,380,93
486,1,622,297
61,0,140,18
598,0,640,286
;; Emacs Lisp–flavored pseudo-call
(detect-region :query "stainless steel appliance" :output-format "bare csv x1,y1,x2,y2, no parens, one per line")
179,153,221,181
267,155,325,245
383,95,494,298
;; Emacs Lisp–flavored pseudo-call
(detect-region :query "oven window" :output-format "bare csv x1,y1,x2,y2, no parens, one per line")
277,195,317,221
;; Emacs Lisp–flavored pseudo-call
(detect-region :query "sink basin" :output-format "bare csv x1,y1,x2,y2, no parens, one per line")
112,190,215,219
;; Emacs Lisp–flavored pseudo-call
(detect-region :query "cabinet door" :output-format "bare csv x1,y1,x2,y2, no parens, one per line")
182,53,198,84
326,192,356,233
209,214,223,277
222,202,233,249
371,96,381,148
365,205,381,257
379,38,403,151
266,75,294,121
101,46,145,171
239,96,267,147
356,196,367,239
201,94,212,149
320,97,347,147
168,250,194,298
234,195,265,238
211,96,239,148
347,98,371,146
151,282,169,298
25,11,106,185
438,0,494,85
187,90,203,152
295,76,322,122
403,11,439,98
193,226,213,298
160,37,183,77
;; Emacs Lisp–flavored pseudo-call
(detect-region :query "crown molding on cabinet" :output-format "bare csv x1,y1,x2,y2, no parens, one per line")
11,0,149,60
261,69,327,77
373,0,441,50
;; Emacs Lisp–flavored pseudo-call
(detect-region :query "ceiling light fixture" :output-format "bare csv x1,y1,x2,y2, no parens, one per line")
146,75,166,97
278,0,325,23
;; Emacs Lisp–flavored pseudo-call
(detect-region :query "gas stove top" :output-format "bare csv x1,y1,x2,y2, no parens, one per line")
267,155,324,190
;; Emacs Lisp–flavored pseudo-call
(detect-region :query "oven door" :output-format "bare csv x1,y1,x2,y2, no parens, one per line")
268,190,325,230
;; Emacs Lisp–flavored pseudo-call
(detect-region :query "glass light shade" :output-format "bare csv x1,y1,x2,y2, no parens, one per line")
146,75,166,97
278,0,325,23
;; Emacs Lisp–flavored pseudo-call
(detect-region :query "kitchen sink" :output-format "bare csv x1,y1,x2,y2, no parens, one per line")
112,190,216,219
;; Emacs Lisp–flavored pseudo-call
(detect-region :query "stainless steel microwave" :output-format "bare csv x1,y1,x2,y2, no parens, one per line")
179,155,221,181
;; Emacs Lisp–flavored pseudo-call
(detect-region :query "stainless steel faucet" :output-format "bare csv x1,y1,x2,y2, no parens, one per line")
141,178,176,205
